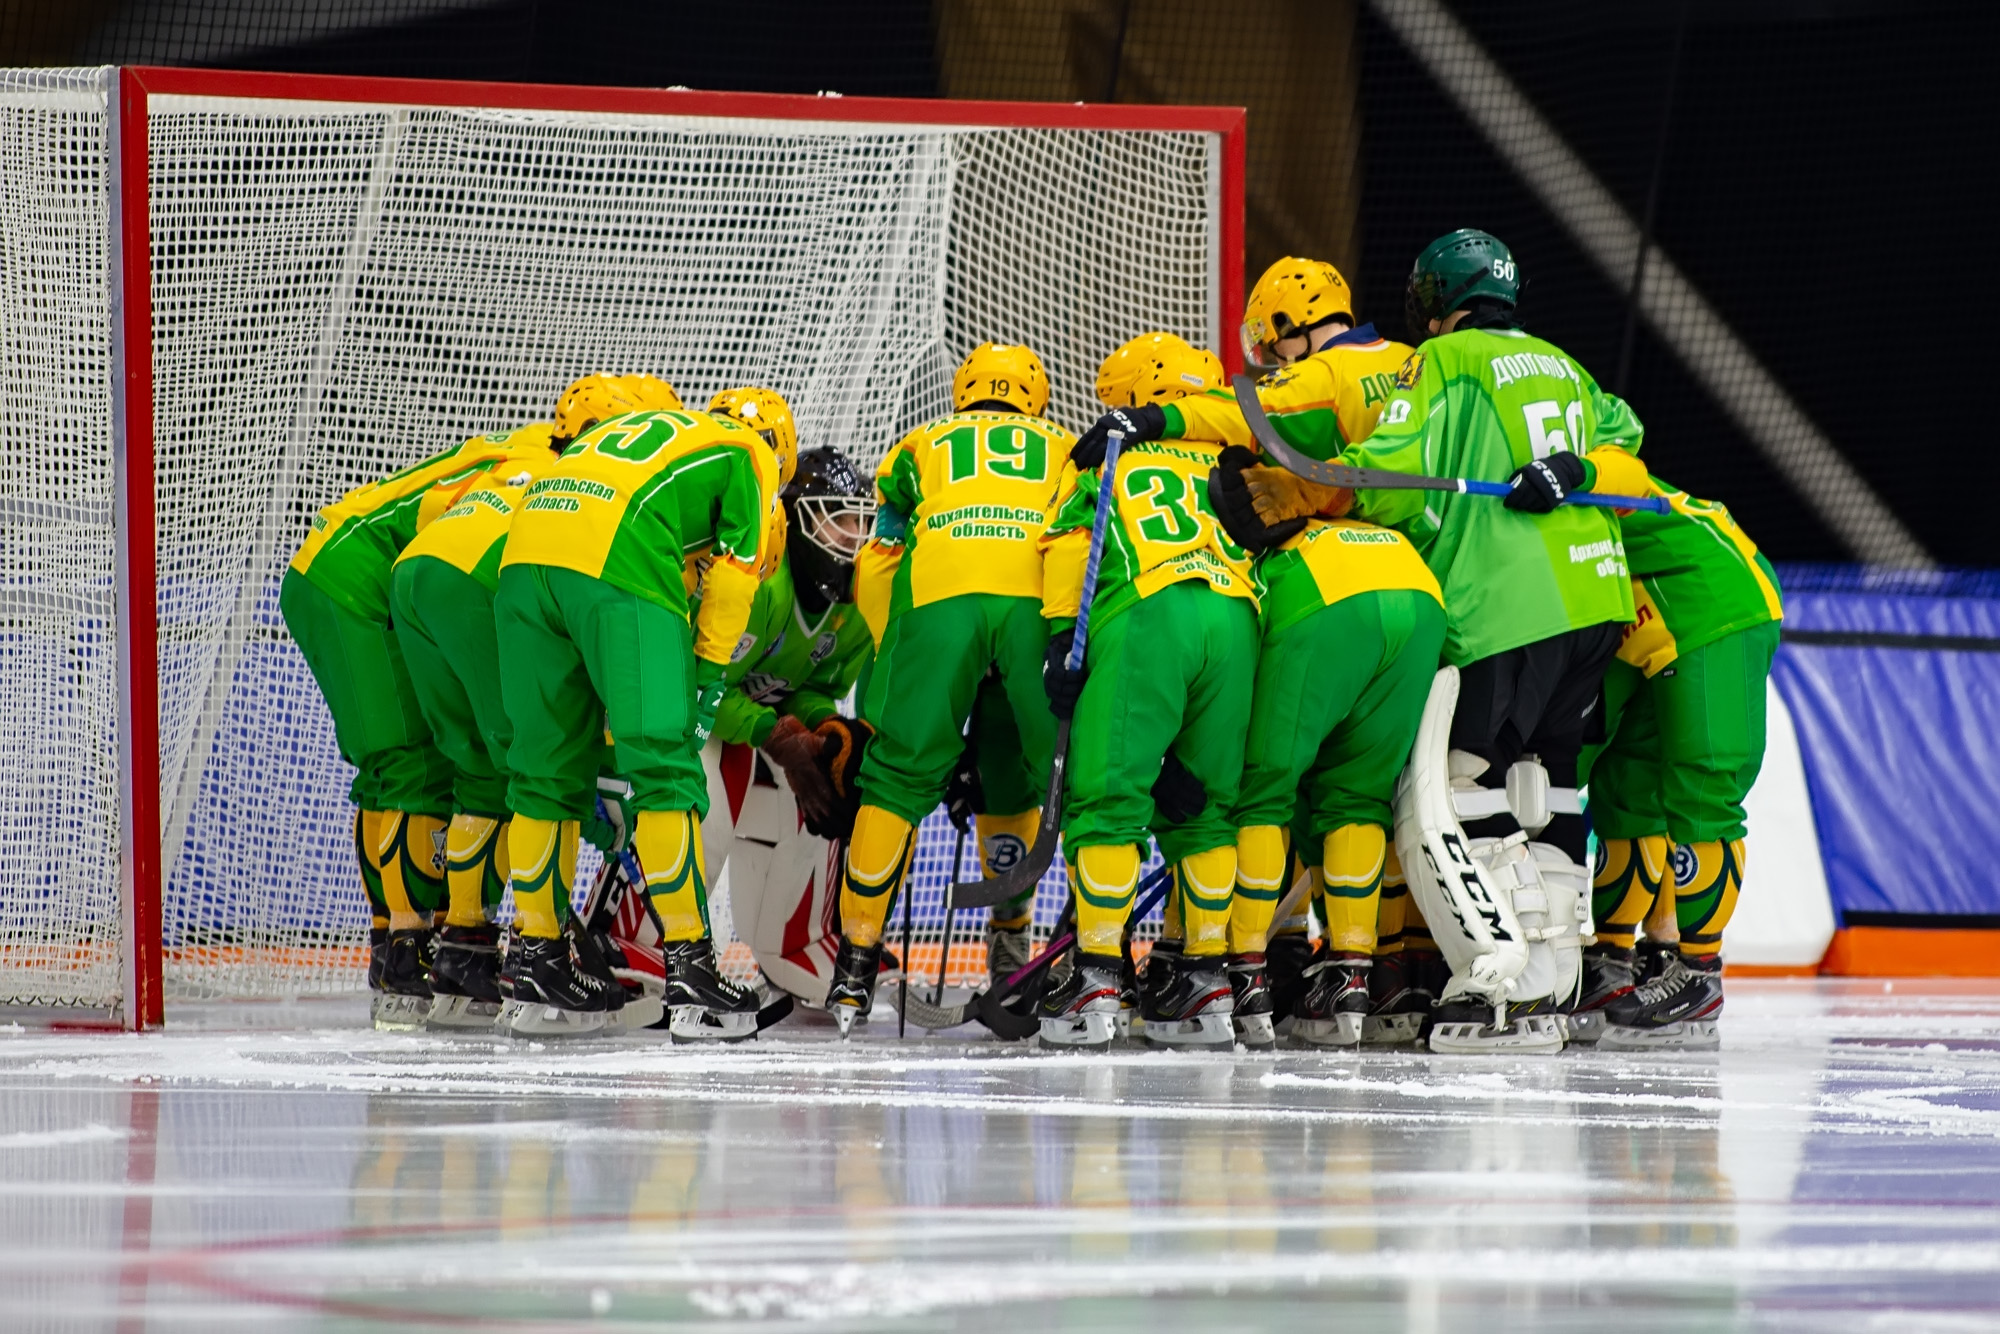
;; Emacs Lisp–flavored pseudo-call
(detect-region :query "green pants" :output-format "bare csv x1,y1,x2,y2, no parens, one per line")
495,563,706,821
969,668,1039,816
857,592,1054,826
1067,581,1259,863
1585,621,1780,844
280,567,453,813
391,555,514,818
1235,588,1446,843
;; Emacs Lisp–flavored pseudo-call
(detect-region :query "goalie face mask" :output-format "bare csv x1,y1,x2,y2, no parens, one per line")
786,494,874,608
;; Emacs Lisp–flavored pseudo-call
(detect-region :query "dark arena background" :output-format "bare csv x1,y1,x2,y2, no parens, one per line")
1,2,1997,1330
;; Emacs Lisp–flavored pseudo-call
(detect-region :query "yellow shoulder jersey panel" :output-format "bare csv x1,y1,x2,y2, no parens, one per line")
1284,518,1441,609
876,411,1075,608
1167,331,1415,457
289,423,553,579
396,434,560,580
500,409,780,609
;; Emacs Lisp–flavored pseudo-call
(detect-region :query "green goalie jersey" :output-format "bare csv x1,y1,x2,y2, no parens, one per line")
695,555,872,747
1339,328,1640,664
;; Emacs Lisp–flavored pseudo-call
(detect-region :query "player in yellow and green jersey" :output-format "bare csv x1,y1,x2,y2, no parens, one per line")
1034,332,1259,1051
826,343,1075,1035
282,413,564,1028
493,383,794,1041
1120,260,1451,1051
387,373,678,1028
1569,475,1782,1052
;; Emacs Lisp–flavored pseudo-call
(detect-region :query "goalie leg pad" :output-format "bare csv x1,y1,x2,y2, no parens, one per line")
1393,668,1530,1005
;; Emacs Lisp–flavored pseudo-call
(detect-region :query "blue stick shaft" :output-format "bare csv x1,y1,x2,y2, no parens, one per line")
1067,432,1125,673
1459,478,1668,513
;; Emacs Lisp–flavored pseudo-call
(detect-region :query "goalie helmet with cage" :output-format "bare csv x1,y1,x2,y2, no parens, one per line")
953,343,1050,416
1404,229,1522,340
553,372,681,443
783,446,876,607
1095,331,1223,407
1240,256,1356,370
708,386,799,488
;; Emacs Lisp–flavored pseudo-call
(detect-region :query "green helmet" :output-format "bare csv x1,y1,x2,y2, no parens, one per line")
1404,229,1521,339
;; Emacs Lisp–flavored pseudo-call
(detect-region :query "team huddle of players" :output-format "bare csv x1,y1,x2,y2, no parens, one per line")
286,225,1780,1054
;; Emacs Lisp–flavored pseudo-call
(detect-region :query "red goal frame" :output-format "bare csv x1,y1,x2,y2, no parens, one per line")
107,66,1246,1029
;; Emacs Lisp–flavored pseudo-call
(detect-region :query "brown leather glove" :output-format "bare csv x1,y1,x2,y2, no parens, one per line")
1245,464,1351,523
762,714,835,827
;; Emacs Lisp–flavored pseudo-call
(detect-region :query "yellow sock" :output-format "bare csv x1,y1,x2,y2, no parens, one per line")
1231,824,1288,955
508,815,577,940
1674,839,1743,960
635,809,710,943
1592,834,1668,950
977,809,1040,929
1322,824,1386,956
374,810,446,931
1161,873,1184,945
356,809,388,931
1175,845,1234,958
1644,863,1679,943
1375,842,1407,958
1073,843,1142,955
838,805,914,947
445,815,507,929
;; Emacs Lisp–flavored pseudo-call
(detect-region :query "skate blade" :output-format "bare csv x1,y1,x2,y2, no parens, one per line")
607,995,665,1033
1563,1010,1608,1044
668,1004,761,1045
1361,1012,1424,1045
371,993,431,1032
499,998,607,1038
1233,1012,1277,1049
1295,1012,1364,1047
1428,1014,1566,1055
1143,1014,1236,1049
425,994,500,1031
1599,1019,1719,1051
1115,1007,1136,1041
831,1002,864,1039
1038,1011,1117,1049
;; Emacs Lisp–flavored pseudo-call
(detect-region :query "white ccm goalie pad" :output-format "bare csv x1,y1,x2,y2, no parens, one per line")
699,739,842,1008
1392,667,1530,1004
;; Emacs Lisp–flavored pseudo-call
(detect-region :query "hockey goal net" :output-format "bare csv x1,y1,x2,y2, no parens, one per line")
0,66,1241,1026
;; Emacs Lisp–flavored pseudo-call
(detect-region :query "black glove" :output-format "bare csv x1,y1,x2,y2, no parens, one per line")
1504,452,1588,513
1072,404,1166,469
944,740,983,836
1151,752,1208,825
1043,627,1086,720
1209,445,1307,552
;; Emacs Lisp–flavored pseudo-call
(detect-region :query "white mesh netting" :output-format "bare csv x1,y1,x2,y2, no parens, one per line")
0,82,1218,1007
0,69,121,1007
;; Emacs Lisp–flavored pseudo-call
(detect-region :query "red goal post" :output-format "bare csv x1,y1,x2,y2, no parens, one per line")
0,66,1244,1029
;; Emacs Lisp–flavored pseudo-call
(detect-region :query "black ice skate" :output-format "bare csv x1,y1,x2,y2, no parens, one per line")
1427,992,1566,1055
1295,955,1370,1046
1037,949,1123,1050
1137,944,1235,1050
1634,938,1677,985
663,936,765,1044
372,927,434,1031
499,934,619,1037
570,918,658,1031
367,925,387,991
1564,945,1636,1044
1264,932,1315,1036
985,922,1032,985
1226,953,1276,1049
1601,952,1722,1051
827,937,883,1039
427,922,503,1030
1362,951,1430,1045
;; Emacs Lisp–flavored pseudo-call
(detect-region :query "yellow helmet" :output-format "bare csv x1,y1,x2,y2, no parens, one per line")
1240,257,1355,369
1095,332,1223,408
554,372,681,441
953,343,1049,417
708,386,798,488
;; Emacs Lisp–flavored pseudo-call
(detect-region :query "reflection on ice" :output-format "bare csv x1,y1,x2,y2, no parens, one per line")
0,979,1996,1330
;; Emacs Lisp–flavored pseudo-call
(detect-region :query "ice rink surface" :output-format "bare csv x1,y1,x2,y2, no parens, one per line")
2,979,1997,1332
